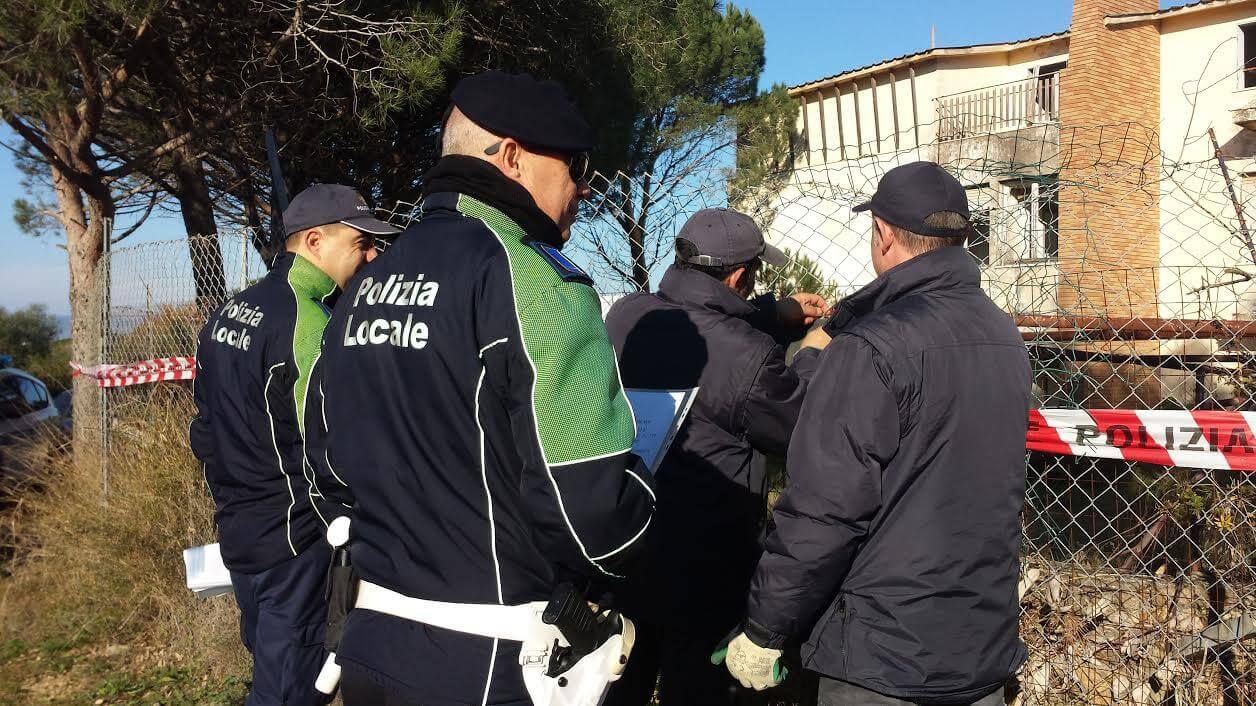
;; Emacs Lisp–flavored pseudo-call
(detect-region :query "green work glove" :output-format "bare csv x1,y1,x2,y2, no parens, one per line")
710,632,786,691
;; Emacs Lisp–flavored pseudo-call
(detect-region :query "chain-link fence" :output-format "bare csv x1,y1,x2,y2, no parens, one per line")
727,116,1256,705
87,110,1256,703
91,229,266,493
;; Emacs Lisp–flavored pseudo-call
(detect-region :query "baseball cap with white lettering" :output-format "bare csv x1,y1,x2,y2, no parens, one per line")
282,183,401,236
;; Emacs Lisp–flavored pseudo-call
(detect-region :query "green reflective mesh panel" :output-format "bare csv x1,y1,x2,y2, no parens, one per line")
287,254,336,435
456,195,635,464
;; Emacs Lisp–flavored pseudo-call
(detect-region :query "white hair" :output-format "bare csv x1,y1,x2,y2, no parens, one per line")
440,107,501,157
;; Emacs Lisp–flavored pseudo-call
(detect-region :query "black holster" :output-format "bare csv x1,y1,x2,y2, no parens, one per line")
324,544,358,655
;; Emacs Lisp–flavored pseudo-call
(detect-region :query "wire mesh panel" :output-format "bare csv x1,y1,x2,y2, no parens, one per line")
101,228,265,364
95,229,266,451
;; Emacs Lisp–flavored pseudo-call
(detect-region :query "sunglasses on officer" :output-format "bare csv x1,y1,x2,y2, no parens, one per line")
484,140,590,184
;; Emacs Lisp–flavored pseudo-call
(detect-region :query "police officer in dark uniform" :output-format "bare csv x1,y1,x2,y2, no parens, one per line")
190,184,398,706
307,71,656,705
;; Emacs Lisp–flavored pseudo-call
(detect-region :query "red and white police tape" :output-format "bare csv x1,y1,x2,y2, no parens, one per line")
63,358,1256,471
70,357,196,388
1028,408,1256,471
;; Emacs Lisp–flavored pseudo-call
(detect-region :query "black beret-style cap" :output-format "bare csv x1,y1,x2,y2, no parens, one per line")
451,70,596,154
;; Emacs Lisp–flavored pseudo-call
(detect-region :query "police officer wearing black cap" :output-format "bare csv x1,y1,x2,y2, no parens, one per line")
720,162,1031,705
309,71,655,705
603,207,829,705
190,184,398,706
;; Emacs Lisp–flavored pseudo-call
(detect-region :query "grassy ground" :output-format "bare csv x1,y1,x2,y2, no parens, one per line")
0,636,248,705
0,386,250,704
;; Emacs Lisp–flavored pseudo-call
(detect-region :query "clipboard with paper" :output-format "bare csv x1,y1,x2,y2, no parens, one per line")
624,388,698,474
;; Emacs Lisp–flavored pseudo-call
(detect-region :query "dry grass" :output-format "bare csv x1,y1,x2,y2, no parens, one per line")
0,384,249,703
0,383,807,704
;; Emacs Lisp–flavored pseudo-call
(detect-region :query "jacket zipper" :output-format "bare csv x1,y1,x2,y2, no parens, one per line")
837,595,847,663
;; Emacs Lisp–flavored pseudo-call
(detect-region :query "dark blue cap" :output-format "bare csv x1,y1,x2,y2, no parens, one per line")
853,161,971,236
451,71,596,154
282,184,401,236
676,208,787,268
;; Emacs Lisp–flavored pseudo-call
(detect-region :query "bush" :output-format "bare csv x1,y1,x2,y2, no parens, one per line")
21,338,71,394
0,305,59,368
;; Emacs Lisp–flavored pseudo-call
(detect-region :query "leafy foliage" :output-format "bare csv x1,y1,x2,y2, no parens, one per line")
0,305,60,366
729,83,796,208
577,1,796,291
762,248,842,303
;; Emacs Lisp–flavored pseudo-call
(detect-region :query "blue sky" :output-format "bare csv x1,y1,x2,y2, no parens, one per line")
740,0,1076,89
0,0,1161,315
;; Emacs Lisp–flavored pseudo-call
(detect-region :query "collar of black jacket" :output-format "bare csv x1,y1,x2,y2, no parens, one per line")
657,264,757,318
826,246,979,332
421,154,564,248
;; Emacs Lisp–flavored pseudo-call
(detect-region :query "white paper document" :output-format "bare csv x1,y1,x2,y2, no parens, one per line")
183,542,233,598
625,388,698,474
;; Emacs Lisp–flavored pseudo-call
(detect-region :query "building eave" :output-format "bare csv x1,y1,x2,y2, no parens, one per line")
787,32,1069,97
1105,0,1256,28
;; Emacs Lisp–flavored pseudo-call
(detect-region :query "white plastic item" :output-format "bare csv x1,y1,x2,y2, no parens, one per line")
314,652,341,695
182,543,233,598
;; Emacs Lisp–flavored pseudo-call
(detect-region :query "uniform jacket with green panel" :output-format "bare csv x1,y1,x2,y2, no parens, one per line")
190,251,337,574
304,164,656,703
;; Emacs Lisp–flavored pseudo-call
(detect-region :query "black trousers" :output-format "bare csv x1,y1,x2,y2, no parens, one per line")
341,665,426,706
229,542,332,706
603,557,754,706
604,618,745,706
816,677,1004,706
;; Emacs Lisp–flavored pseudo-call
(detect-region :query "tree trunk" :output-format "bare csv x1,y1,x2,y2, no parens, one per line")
628,219,649,292
148,30,229,310
632,178,654,291
169,137,227,313
617,182,651,293
46,123,110,479
239,172,275,265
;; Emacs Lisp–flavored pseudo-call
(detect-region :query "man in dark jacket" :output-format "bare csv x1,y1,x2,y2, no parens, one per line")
604,207,829,705
722,162,1031,706
307,71,655,706
189,184,398,706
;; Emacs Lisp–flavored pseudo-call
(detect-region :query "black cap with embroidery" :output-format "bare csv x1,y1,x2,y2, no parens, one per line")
450,70,596,154
282,184,401,236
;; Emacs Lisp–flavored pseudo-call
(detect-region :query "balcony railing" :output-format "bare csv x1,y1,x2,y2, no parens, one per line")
936,74,1060,141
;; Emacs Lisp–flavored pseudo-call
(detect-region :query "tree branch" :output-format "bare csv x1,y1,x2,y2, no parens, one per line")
100,14,155,104
3,117,91,191
101,3,304,180
101,101,249,179
110,191,162,244
37,204,75,231
70,32,104,149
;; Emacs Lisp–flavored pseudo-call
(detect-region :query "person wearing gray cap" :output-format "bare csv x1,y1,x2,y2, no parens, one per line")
602,207,830,705
189,183,398,706
722,162,1030,706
